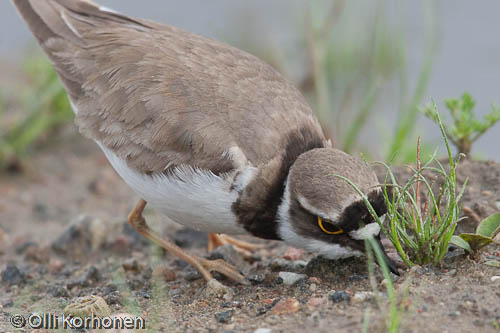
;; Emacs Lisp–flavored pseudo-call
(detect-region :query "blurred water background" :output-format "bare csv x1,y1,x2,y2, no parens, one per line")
0,0,498,161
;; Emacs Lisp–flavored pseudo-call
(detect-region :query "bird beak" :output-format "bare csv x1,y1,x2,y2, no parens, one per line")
374,236,400,276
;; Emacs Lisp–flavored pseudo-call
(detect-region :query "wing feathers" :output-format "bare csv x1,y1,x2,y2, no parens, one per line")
13,0,325,175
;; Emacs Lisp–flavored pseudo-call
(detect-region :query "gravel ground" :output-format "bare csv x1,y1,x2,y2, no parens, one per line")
1,129,499,332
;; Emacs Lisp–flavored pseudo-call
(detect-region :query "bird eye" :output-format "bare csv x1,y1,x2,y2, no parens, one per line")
317,216,343,235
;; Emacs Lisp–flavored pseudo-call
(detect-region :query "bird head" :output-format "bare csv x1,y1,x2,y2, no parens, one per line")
278,148,399,274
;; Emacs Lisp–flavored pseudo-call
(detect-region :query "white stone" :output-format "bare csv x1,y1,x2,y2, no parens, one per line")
278,272,307,286
254,329,272,333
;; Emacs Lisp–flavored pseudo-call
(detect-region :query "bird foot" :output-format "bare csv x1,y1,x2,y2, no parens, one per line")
199,257,249,285
208,233,264,258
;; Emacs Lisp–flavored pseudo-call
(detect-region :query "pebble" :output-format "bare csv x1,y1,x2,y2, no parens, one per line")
278,272,307,286
352,291,376,303
348,274,366,282
3,300,13,308
254,329,272,333
1,263,26,286
270,258,307,272
51,215,107,258
270,258,293,271
105,291,121,305
491,276,500,282
271,298,300,315
215,309,234,323
309,283,317,292
248,274,265,285
184,270,202,281
282,247,305,261
328,291,350,303
122,258,143,273
47,284,70,298
32,201,50,221
64,295,111,318
67,265,101,289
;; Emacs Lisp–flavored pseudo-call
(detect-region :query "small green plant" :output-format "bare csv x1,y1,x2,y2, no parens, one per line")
0,52,72,170
335,105,466,267
420,93,500,156
450,212,500,259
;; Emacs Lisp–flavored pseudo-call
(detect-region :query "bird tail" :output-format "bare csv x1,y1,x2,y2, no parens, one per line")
11,0,150,103
12,0,90,46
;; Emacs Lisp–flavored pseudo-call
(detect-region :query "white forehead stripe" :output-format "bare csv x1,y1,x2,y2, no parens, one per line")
349,222,381,240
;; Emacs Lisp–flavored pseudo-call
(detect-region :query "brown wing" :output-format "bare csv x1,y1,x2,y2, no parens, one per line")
13,0,325,174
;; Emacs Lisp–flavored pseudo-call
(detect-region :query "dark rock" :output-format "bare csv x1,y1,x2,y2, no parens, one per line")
328,290,351,303
102,284,117,296
128,278,148,291
104,291,121,305
2,300,13,308
348,274,366,282
256,307,267,316
122,258,143,273
270,258,295,272
67,265,101,289
1,263,26,286
270,258,308,272
51,215,107,258
215,310,234,323
47,284,70,298
172,228,208,248
138,290,150,299
305,256,367,280
184,269,202,281
32,202,50,221
248,274,265,285
221,301,232,308
142,267,154,280
173,259,189,269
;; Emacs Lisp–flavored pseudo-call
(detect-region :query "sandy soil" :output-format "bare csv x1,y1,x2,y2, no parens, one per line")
0,128,499,333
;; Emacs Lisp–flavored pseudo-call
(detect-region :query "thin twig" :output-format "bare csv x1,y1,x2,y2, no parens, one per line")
318,0,346,41
415,137,422,229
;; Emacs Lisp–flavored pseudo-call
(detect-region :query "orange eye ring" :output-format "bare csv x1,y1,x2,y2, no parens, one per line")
317,216,343,235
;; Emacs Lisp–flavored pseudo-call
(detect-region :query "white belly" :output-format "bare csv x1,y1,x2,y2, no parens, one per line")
96,142,248,235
